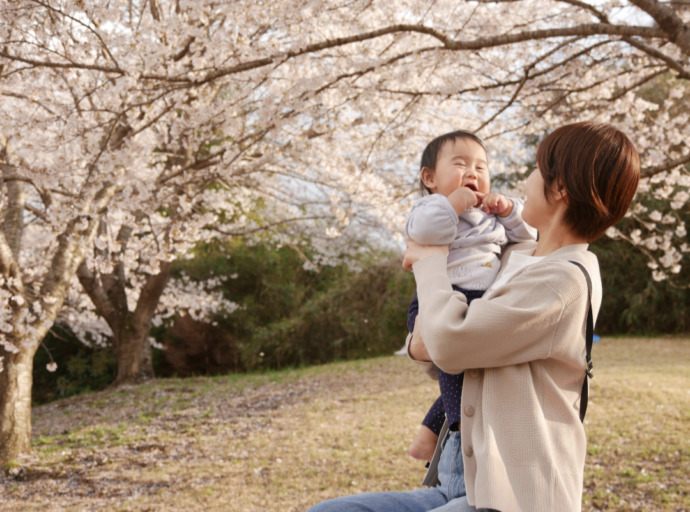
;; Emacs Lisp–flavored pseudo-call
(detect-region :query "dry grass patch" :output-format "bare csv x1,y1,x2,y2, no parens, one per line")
0,337,688,511
584,336,689,511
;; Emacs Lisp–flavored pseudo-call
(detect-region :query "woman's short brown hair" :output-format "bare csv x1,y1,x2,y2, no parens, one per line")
536,121,640,241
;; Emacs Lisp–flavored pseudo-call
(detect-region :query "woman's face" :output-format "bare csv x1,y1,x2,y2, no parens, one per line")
522,167,551,229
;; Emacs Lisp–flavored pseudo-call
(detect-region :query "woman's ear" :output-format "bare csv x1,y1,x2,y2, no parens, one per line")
555,182,569,203
421,167,436,190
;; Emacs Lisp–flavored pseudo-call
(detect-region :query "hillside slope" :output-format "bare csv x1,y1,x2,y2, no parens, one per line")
1,337,688,511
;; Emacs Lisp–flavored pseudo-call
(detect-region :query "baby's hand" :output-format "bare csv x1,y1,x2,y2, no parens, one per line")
447,187,481,215
480,193,514,217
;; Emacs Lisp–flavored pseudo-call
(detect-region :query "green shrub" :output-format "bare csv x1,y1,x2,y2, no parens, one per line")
240,261,415,370
592,236,689,334
159,240,415,374
32,327,116,405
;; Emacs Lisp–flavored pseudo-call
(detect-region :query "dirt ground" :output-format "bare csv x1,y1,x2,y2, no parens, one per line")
1,336,688,511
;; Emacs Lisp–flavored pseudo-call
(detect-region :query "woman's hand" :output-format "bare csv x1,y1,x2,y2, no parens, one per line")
402,240,449,271
408,318,431,361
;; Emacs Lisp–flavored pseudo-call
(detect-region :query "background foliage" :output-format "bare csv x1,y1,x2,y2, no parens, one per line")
593,240,689,334
162,240,415,373
33,328,116,405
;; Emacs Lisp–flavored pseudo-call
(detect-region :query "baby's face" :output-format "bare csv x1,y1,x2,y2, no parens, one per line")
429,138,490,197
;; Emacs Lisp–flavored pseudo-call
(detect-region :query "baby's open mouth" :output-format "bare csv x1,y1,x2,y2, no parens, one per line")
465,183,478,191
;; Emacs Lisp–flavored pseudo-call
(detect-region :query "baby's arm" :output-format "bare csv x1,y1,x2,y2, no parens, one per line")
405,195,461,245
494,196,538,242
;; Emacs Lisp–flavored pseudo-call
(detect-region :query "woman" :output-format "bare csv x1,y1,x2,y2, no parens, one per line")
308,121,640,512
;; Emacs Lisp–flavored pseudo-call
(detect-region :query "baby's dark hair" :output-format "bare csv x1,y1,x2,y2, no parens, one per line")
419,130,487,195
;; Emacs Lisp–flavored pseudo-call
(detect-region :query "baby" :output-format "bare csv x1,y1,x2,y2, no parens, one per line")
405,130,537,462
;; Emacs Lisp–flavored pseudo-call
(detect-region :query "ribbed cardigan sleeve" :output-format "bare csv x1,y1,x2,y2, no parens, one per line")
411,250,592,375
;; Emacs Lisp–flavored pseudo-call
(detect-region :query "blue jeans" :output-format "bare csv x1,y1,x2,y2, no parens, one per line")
307,432,497,512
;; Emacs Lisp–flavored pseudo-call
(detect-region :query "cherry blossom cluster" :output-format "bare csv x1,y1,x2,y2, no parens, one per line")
0,0,688,370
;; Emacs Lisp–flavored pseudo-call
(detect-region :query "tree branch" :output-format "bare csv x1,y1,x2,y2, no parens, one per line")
555,0,610,22
132,261,172,321
76,261,119,328
0,231,21,286
628,0,690,54
622,36,690,78
141,23,668,84
0,21,670,88
28,0,121,68
39,182,119,322
642,153,690,178
608,68,668,101
99,221,131,318
209,215,329,237
0,49,123,75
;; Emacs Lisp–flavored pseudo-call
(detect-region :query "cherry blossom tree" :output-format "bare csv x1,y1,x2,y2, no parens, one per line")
1,0,689,462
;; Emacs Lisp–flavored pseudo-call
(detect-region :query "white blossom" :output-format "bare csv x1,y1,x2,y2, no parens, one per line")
652,270,667,282
648,211,662,222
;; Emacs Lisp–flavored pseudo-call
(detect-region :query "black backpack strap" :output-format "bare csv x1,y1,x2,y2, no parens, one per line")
570,261,594,423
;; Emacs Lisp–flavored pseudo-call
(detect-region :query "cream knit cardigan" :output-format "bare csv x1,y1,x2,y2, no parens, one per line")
411,242,602,512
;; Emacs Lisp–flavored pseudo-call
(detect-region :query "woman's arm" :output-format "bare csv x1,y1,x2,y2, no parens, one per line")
411,253,590,374
402,240,448,271
402,240,447,365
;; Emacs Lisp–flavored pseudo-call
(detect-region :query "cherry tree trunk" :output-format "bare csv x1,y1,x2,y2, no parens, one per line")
110,262,172,387
0,346,36,463
112,317,155,386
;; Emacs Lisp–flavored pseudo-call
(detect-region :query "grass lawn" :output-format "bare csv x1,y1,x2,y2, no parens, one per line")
1,336,688,511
